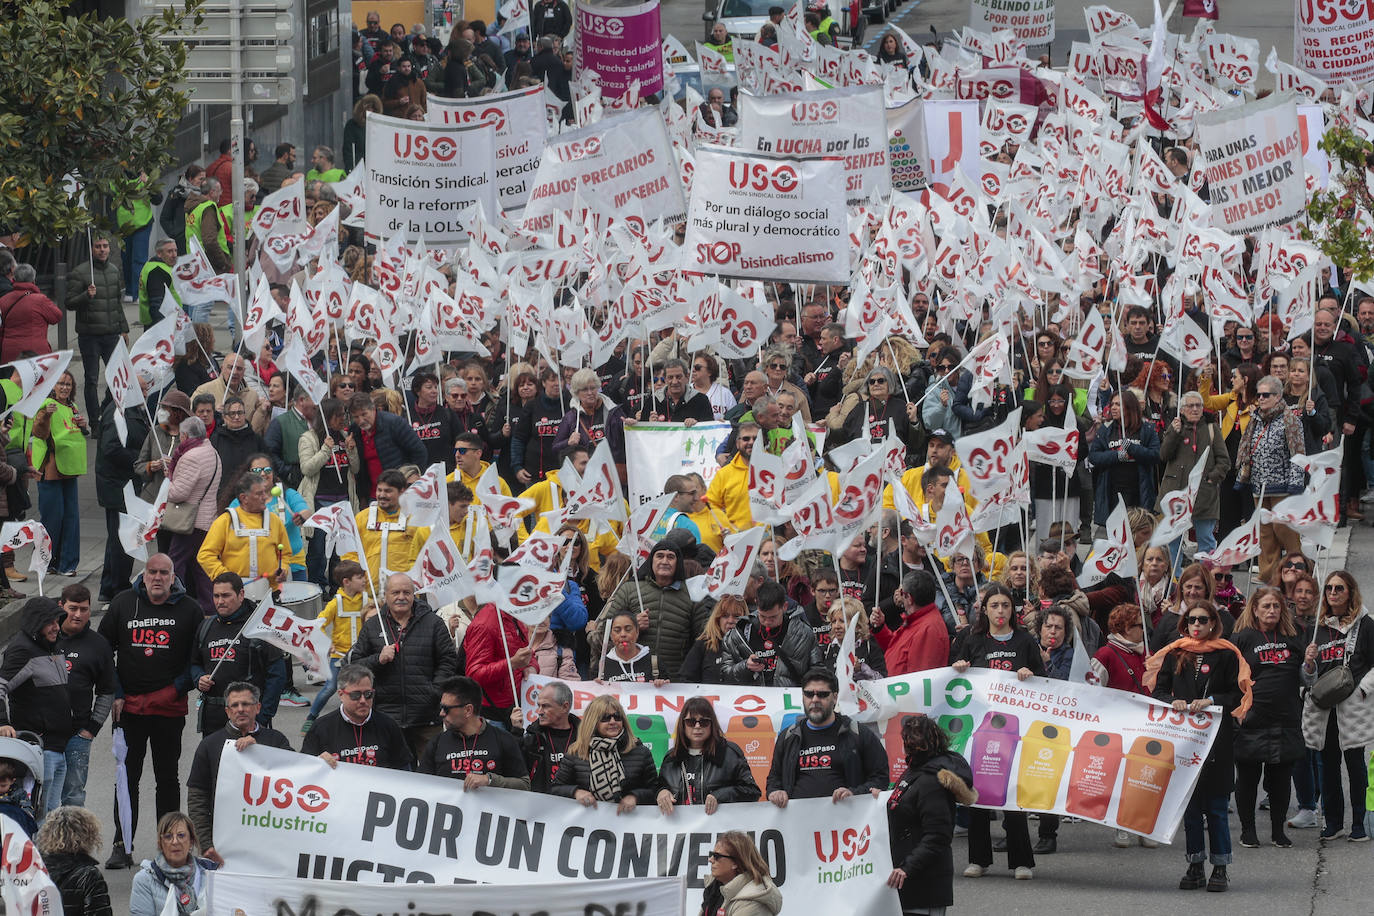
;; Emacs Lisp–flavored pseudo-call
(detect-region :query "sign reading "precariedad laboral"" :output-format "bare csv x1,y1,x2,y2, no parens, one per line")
213,743,902,916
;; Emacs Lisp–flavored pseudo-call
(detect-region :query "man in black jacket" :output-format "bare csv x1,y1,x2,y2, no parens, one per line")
95,553,202,867
648,359,714,424
348,392,426,500
0,598,72,818
302,664,411,769
766,668,888,805
95,382,152,603
349,573,460,760
189,573,287,734
185,681,292,863
511,679,580,792
55,585,115,808
531,0,572,38
723,581,822,687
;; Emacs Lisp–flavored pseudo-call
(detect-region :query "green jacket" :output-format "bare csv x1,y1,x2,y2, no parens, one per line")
65,257,128,336
31,399,88,477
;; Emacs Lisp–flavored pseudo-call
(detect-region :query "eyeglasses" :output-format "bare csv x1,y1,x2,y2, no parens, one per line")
938,365,956,373
802,689,833,699
336,381,355,388
599,712,624,723
455,447,474,454
1236,334,1254,341
161,831,191,843
1186,615,1213,625
226,409,247,417
1216,573,1233,582
1048,398,1067,406
343,689,375,701
1047,368,1063,375
1325,584,1347,593
768,362,787,370
683,716,711,727
439,702,470,713
708,852,735,862
1283,560,1308,570
867,379,886,387
248,466,272,475
1037,340,1055,348
1257,391,1280,399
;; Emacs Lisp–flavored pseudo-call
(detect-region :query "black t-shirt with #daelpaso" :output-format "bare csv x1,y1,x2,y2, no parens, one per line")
791,719,845,799
419,720,527,781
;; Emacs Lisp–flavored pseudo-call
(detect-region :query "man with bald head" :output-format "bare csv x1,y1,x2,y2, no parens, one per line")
95,553,202,868
725,371,769,424
191,351,260,418
348,573,459,759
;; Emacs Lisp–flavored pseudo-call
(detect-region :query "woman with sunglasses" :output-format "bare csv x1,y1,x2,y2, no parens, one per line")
1234,374,1307,581
327,374,356,401
883,713,975,916
1300,570,1374,841
920,350,963,438
951,583,1044,880
1157,391,1229,567
1149,562,1235,652
1129,359,1178,442
1269,552,1312,597
701,831,781,916
656,698,760,816
839,365,911,448
1282,357,1333,453
1231,586,1305,849
1145,599,1254,892
551,695,661,814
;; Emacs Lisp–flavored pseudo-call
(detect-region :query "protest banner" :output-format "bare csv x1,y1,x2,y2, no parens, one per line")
426,85,547,211
738,85,890,204
921,99,980,196
1196,93,1306,235
213,743,901,916
206,871,685,915
538,669,1222,843
970,0,1056,46
577,0,665,98
1297,102,1329,189
521,107,686,233
886,97,929,192
1294,0,1374,84
682,147,849,283
624,421,734,507
364,113,498,245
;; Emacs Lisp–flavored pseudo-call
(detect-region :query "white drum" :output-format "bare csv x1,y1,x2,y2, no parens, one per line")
278,581,324,618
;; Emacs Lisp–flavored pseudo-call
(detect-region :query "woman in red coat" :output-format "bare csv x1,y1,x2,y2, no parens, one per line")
461,600,549,721
1092,603,1149,695
0,264,62,362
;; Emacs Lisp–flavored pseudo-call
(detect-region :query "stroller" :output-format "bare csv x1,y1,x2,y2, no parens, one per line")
0,732,45,838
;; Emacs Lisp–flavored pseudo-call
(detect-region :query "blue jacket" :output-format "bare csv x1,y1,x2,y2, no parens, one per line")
1088,420,1160,524
349,409,427,494
551,579,589,632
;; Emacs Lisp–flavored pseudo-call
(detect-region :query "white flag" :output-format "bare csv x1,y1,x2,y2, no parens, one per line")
955,408,1023,503
277,334,328,405
1078,497,1137,588
491,556,571,626
118,479,170,562
252,180,308,242
0,813,61,914
242,599,332,674
4,351,72,419
1150,448,1210,547
409,524,478,608
687,525,766,601
617,493,675,564
400,462,449,528
0,520,50,593
561,439,626,524
1023,426,1079,471
836,610,882,718
1203,508,1268,567
303,502,363,559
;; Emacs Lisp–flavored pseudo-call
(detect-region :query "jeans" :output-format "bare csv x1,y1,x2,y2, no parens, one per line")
77,333,120,417
37,478,80,572
101,507,134,600
306,657,340,718
122,223,152,300
1169,518,1218,575
306,532,330,591
1320,712,1368,833
41,749,66,818
968,809,1034,869
114,713,186,847
1293,747,1323,811
62,733,92,807
1183,789,1233,864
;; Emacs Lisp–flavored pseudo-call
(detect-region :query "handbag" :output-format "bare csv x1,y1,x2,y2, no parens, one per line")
1311,621,1361,710
162,452,219,535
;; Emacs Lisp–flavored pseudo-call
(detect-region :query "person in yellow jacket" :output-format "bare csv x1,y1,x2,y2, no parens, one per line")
343,469,430,581
197,473,291,589
303,559,376,732
882,431,975,513
31,371,89,575
513,445,619,567
447,431,511,505
683,471,733,552
917,465,1000,572
116,171,161,301
705,422,758,532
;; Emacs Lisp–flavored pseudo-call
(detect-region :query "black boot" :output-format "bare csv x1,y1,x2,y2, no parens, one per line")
1206,865,1228,892
104,842,133,870
1179,862,1206,890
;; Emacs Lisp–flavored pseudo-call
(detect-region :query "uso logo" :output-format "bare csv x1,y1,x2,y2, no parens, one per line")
241,774,331,813
392,132,459,162
554,136,603,162
813,825,871,862
457,106,506,132
580,10,625,36
727,161,799,193
790,100,839,121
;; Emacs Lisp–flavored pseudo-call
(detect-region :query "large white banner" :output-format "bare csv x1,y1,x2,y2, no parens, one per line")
738,85,890,204
1295,0,1374,85
206,871,684,915
970,0,1055,44
521,107,686,232
886,97,929,192
682,147,849,282
534,669,1223,843
1196,93,1306,235
426,85,548,211
214,744,901,916
364,112,498,245
922,99,980,195
625,421,734,507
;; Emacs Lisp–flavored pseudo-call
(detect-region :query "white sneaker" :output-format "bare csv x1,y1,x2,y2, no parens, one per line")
304,670,327,685
1113,829,1132,848
1140,837,1159,848
1014,867,1034,880
963,864,985,878
1287,808,1320,829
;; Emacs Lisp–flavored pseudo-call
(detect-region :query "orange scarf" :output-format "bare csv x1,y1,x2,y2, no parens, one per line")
1141,636,1254,722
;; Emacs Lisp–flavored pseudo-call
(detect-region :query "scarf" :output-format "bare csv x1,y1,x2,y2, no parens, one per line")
1107,632,1144,655
587,734,626,801
153,853,199,916
167,435,204,475
1141,636,1254,721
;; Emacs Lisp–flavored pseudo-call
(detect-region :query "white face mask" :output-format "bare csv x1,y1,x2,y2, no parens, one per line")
155,408,169,425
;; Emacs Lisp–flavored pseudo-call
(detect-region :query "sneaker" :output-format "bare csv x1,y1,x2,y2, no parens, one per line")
962,864,985,878
953,825,968,837
1140,837,1159,848
1320,824,1347,840
992,836,1007,852
1287,808,1319,829
300,716,315,735
1113,830,1133,848
1014,866,1033,880
279,688,309,708
1239,829,1260,848
1349,829,1369,843
1258,794,1270,810
1272,833,1293,848
104,843,133,870
304,669,328,685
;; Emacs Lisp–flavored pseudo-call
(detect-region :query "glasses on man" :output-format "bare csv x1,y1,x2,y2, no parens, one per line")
802,689,832,699
226,409,247,418
768,362,787,370
343,689,376,701
439,702,470,714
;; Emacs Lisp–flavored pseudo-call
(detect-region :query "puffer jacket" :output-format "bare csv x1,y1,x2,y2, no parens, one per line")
349,606,460,728
0,281,61,361
721,614,822,688
64,256,127,336
887,750,976,911
0,599,72,751
589,540,709,680
43,851,112,916
658,739,760,804
166,439,223,532
1302,611,1374,751
549,741,661,803
96,399,151,512
715,874,783,916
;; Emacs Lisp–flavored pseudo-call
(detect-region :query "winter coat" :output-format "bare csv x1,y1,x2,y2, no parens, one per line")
876,602,950,675
1151,647,1242,795
887,751,976,910
711,874,783,916
129,857,214,916
765,713,889,796
1088,419,1160,524
590,541,709,680
43,851,112,916
297,427,360,511
552,395,627,465
516,713,582,792
463,604,533,710
209,423,267,480
1235,404,1307,496
349,410,427,496
838,395,913,450
0,281,61,361
350,606,460,728
95,399,150,511
678,637,736,685
65,257,127,336
166,439,223,532
512,392,565,479
1301,612,1374,751
721,614,822,688
550,742,661,803
0,599,71,750
1157,417,1230,521
659,739,761,805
